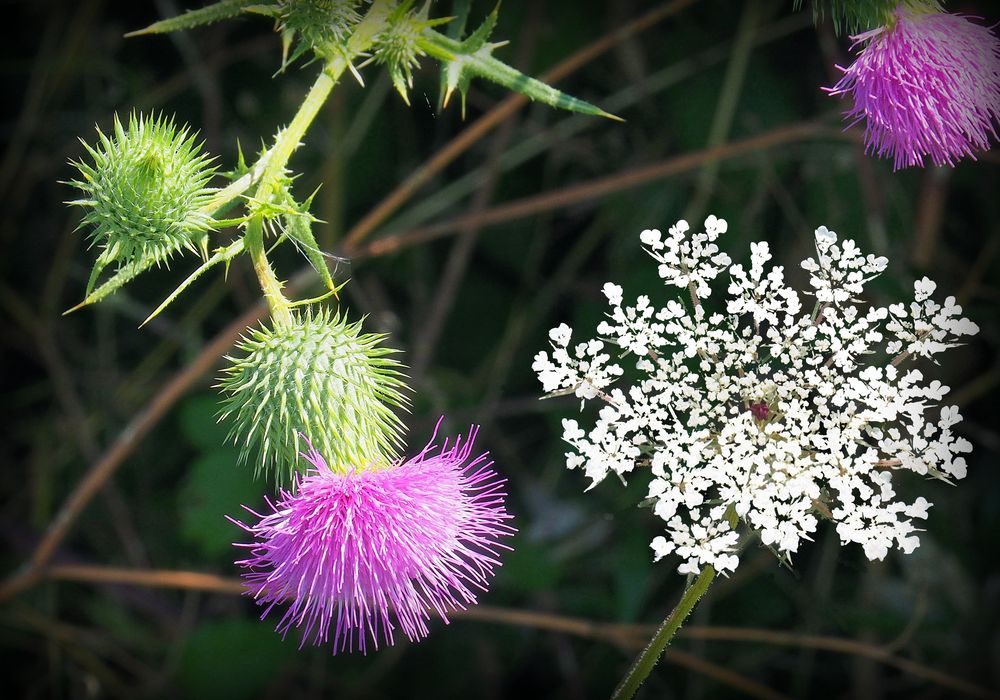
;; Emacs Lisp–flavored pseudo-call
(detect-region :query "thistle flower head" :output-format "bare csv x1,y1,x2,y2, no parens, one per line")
217,309,408,483
68,112,216,294
535,216,978,576
230,422,515,653
827,7,1000,169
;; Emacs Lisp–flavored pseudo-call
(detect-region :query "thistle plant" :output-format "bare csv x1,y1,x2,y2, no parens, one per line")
794,0,943,35
534,217,977,698
63,0,614,652
794,0,1000,168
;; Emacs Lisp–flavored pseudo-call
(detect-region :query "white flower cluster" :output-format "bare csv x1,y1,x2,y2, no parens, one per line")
533,217,978,576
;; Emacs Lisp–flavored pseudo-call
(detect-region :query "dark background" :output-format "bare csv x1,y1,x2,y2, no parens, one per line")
1,1,998,698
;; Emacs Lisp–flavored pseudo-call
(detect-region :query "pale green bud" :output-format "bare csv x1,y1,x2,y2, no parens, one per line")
67,112,217,302
276,0,364,67
217,309,409,483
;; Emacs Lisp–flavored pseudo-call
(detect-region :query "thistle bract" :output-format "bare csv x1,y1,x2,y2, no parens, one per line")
795,0,941,35
373,1,447,103
68,113,216,296
230,423,515,653
218,309,408,482
827,7,1000,169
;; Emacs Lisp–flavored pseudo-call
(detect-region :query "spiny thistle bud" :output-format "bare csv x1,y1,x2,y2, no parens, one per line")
218,309,409,482
68,113,216,299
373,1,447,104
276,0,363,66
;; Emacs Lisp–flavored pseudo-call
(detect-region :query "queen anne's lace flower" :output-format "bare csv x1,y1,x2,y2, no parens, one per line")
230,422,514,653
827,6,1000,169
533,217,977,575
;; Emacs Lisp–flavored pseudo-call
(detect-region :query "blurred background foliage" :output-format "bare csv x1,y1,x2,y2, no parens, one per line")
1,0,998,698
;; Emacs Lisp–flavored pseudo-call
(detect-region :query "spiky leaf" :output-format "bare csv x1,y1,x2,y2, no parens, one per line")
437,0,472,109
127,0,269,37
420,27,620,120
371,1,450,104
276,0,364,68
217,309,409,484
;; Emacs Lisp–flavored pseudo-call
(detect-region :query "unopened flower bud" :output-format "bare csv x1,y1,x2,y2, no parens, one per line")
218,309,409,483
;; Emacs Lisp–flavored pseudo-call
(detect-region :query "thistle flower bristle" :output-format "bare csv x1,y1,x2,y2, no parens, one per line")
230,422,515,653
67,112,217,295
827,8,1000,169
217,308,409,484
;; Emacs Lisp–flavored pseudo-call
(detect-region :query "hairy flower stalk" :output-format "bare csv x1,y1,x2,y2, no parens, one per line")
230,423,514,653
827,5,1000,169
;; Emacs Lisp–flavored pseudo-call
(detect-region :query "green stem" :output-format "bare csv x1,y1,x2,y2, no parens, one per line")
243,0,393,327
244,65,341,327
198,146,274,217
610,565,716,700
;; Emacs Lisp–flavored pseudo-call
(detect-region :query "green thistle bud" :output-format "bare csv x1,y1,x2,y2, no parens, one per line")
373,1,447,104
218,309,409,483
277,0,363,66
68,113,216,299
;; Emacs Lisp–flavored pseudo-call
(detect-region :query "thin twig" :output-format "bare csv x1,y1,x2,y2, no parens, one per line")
679,627,998,700
0,296,275,602
28,564,998,699
356,122,850,259
0,0,701,605
408,9,537,380
661,649,790,700
47,565,245,594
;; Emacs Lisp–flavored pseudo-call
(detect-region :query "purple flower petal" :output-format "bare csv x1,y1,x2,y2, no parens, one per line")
827,8,1000,169
230,421,515,653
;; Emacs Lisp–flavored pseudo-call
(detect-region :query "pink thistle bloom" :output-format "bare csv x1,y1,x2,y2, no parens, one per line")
827,7,1000,169
230,421,515,653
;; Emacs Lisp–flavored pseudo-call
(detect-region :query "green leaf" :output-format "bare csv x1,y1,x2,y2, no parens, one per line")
500,539,560,593
437,0,473,109
420,29,621,121
141,238,245,327
283,192,335,291
178,393,232,450
126,0,269,37
177,619,295,699
64,256,151,314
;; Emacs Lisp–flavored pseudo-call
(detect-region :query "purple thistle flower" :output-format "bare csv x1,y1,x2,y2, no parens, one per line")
827,6,1000,169
229,420,515,653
